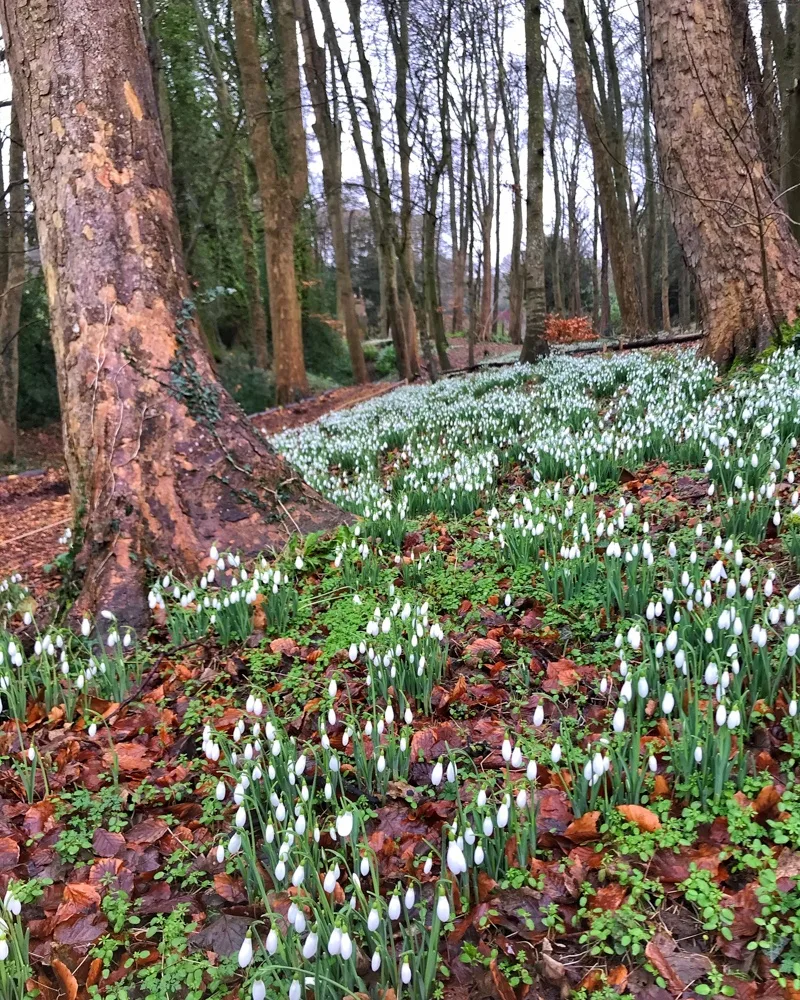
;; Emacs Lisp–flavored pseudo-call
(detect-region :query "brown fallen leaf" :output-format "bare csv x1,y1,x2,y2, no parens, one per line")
51,959,78,1000
617,803,661,832
645,936,685,994
564,811,601,843
270,636,299,656
464,637,501,662
489,958,516,1000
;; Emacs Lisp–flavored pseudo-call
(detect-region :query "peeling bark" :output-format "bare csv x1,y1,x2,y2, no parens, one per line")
645,0,800,365
0,0,343,624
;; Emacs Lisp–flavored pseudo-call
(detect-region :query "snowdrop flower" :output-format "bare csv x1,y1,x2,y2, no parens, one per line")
627,626,641,650
662,690,675,715
266,927,278,955
340,930,353,961
252,981,266,1000
367,908,380,932
237,931,253,968
791,700,798,718
446,837,467,875
501,737,512,762
533,704,544,727
327,926,342,956
637,676,649,699
335,812,353,838
788,634,800,657
436,889,451,922
526,759,538,782
694,745,703,764
612,707,626,733
431,760,443,787
727,707,741,729
550,743,562,764
401,959,412,985
388,893,402,920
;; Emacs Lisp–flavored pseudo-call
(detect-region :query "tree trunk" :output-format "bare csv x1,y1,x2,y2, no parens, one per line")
645,0,800,365
0,0,341,622
493,140,501,337
564,0,643,334
192,0,270,368
479,117,496,341
520,0,549,363
546,72,565,316
0,107,24,461
448,149,466,333
678,254,690,328
600,212,611,335
140,0,173,168
295,0,367,384
592,186,600,331
638,0,657,330
232,0,309,403
343,0,411,380
567,150,582,315
660,202,671,332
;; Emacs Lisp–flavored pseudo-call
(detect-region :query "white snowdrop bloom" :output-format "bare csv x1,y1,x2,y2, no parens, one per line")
447,838,467,875
526,759,538,782
501,737,512,762
627,626,641,650
237,933,253,968
371,951,382,972
637,676,649,699
437,892,451,923
788,634,800,657
715,703,728,727
215,844,225,864
662,690,675,715
694,745,703,764
388,894,402,920
727,707,741,729
401,959,412,985
431,760,443,786
302,932,318,960
327,926,342,956
367,908,380,932
790,700,798,718
533,704,545,726
612,707,626,733
404,884,416,910
550,743,562,764
266,927,278,955
252,981,266,1000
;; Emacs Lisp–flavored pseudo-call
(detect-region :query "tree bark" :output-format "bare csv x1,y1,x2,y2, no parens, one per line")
520,0,549,363
546,70,565,316
638,0,657,330
0,106,23,461
660,201,671,332
645,0,800,365
295,0,367,384
564,0,643,334
192,0,270,368
232,0,309,403
0,0,341,622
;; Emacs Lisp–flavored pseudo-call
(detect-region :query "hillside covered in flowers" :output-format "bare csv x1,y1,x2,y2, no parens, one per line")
3,347,800,999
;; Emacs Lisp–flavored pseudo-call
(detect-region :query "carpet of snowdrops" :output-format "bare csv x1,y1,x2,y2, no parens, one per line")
4,348,800,998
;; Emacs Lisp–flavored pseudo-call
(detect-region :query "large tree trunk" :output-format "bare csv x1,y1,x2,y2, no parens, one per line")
645,0,800,365
520,0,549,363
192,0,270,369
638,0,657,330
0,0,341,623
564,0,643,335
0,107,24,461
295,0,367,384
233,0,309,403
660,200,671,332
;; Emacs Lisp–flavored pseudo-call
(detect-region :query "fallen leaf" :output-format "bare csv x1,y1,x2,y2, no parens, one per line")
564,811,600,843
464,637,501,662
51,959,78,1000
617,804,661,832
489,958,516,1000
645,936,685,994
270,637,299,656
0,836,20,871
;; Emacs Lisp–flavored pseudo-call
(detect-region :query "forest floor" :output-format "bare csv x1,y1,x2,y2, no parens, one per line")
5,345,799,1000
